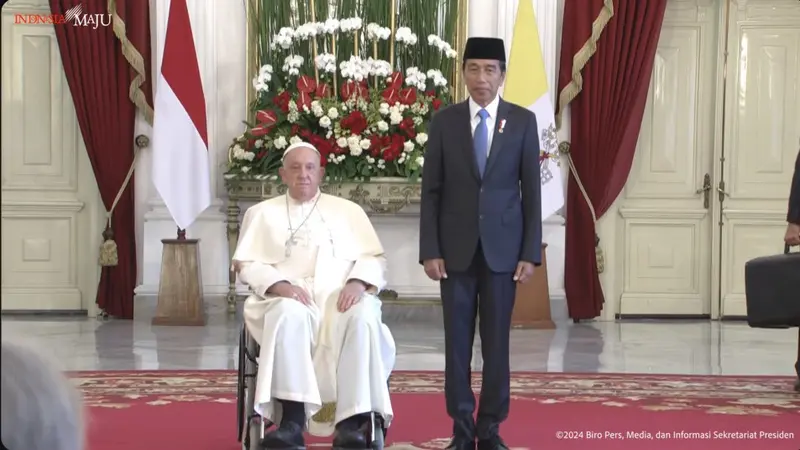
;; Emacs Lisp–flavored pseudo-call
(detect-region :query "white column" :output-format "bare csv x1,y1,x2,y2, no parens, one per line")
468,0,498,37
135,0,246,296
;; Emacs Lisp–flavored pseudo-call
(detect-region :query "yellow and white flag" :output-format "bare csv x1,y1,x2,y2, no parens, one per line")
503,0,565,220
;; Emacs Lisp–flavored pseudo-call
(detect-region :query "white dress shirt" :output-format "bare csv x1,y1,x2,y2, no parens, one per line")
468,95,500,157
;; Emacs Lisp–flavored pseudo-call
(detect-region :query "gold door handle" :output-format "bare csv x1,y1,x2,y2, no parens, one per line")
696,173,711,208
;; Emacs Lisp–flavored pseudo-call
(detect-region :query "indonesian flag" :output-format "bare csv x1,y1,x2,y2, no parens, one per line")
502,0,565,221
152,0,211,230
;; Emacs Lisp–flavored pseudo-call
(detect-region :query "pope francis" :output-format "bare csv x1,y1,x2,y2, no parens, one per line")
232,142,396,450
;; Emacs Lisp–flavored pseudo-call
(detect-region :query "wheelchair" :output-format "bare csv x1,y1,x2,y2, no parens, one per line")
236,325,388,450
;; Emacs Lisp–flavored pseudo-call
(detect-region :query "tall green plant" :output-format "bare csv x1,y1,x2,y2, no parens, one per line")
249,0,460,87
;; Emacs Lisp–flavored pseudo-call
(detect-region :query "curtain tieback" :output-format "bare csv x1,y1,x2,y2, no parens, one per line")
559,142,604,274
99,135,148,267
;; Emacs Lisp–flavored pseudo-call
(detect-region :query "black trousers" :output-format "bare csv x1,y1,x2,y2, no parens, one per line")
440,244,516,441
795,329,799,377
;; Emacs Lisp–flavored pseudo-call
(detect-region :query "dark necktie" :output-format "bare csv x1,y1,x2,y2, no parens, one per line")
474,108,489,177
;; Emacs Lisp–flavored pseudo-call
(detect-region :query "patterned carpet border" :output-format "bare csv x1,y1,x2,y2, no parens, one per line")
71,370,800,417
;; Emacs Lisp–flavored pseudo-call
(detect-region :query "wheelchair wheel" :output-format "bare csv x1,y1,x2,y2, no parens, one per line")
240,327,265,449
369,413,386,450
237,327,246,442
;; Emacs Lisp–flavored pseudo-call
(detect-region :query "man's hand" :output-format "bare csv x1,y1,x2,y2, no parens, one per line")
269,282,311,305
513,261,535,284
423,258,447,281
785,223,800,246
337,280,367,312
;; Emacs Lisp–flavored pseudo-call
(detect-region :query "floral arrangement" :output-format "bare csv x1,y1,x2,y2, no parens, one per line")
228,17,459,181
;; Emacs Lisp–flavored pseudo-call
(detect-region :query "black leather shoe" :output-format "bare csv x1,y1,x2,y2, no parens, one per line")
332,419,368,449
446,437,476,450
260,421,306,450
477,436,509,450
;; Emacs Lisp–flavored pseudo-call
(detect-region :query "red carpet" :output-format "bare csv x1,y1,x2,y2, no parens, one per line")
75,371,800,449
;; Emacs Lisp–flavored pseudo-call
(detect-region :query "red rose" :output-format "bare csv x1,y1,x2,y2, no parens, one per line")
369,135,389,157
382,134,405,161
273,91,291,113
399,117,416,139
432,98,442,111
341,111,368,135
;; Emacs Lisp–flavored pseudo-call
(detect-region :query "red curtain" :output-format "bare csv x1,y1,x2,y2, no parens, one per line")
556,0,668,319
50,0,153,318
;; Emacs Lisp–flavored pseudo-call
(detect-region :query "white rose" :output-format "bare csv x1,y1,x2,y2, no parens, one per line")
389,111,403,125
350,146,363,156
360,139,371,150
337,137,348,148
241,166,251,173
328,107,339,119
416,156,424,167
273,136,288,149
319,116,332,128
254,139,264,148
377,120,389,132
290,136,302,145
403,141,414,153
415,133,428,146
379,103,390,115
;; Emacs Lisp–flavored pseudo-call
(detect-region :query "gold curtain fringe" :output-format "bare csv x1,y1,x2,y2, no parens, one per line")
108,0,155,124
554,1,614,274
100,0,153,266
554,0,614,129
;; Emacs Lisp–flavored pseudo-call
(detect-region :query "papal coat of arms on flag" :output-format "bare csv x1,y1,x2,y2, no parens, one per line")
502,0,565,220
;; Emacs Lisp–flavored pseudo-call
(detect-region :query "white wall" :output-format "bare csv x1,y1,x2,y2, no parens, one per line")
134,0,571,314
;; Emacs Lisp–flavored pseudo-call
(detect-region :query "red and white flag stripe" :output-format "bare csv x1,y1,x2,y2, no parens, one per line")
152,0,211,230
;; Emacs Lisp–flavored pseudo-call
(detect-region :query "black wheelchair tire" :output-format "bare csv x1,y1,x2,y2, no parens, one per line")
236,327,246,443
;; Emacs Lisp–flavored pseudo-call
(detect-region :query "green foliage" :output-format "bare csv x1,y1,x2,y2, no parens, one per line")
229,0,461,181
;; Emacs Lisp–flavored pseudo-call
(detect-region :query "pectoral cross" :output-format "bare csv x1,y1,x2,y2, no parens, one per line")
284,237,297,257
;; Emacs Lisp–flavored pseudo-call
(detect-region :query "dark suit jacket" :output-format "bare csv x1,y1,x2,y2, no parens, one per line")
419,98,543,273
789,149,800,224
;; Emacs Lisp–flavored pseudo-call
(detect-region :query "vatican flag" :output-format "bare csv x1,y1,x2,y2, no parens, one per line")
503,0,565,220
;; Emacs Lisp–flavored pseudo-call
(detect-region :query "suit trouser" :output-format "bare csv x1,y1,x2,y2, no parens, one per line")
440,243,516,441
795,329,799,377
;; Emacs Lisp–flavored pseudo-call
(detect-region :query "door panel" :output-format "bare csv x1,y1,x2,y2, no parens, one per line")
718,0,800,317
1,0,102,312
617,1,719,316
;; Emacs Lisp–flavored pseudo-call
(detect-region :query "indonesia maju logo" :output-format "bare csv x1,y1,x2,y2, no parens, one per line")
14,3,112,29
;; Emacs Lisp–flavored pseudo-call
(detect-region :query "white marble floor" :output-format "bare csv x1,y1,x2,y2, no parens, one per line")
1,296,798,377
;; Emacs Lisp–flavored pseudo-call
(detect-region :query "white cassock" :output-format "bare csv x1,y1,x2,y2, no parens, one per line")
232,190,396,437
